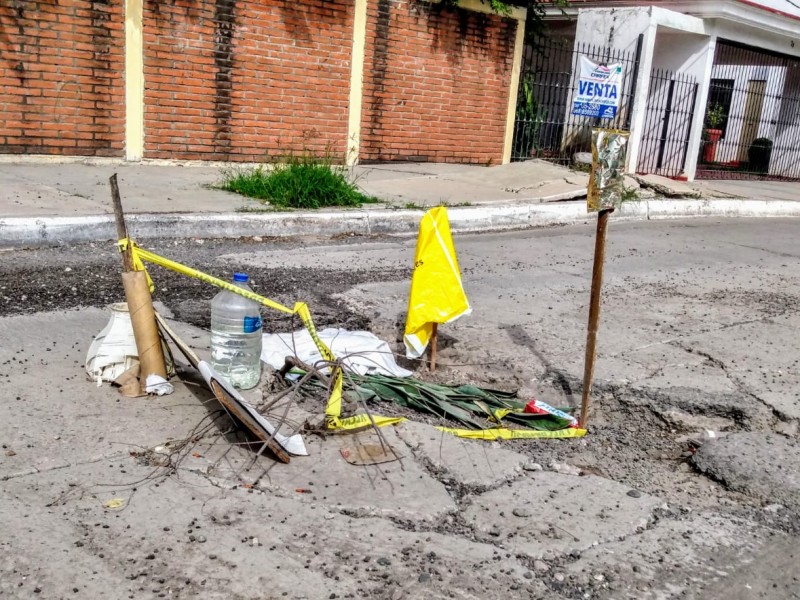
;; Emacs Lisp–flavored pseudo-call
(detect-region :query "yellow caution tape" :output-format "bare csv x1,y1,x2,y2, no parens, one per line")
437,427,587,440
328,413,406,432
119,239,293,314
117,238,589,441
116,238,399,433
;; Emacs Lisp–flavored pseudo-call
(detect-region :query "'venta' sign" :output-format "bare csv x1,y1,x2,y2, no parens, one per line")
572,56,624,119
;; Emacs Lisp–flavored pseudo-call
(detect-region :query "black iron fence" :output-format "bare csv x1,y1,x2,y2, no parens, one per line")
511,36,642,164
637,69,698,177
697,40,800,180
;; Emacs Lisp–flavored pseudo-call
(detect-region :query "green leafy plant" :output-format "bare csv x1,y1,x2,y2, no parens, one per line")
219,150,379,209
705,103,726,129
310,373,576,432
515,73,546,158
619,185,640,205
399,200,473,210
437,0,569,43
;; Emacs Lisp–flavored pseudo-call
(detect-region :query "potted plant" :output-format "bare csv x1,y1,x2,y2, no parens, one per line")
703,103,726,163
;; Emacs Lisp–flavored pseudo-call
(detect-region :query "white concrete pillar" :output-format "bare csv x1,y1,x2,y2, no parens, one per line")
682,36,716,181
124,0,144,162
625,22,657,174
346,0,368,167
502,10,528,165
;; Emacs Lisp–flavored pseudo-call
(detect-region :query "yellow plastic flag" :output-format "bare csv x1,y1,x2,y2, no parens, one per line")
404,207,471,358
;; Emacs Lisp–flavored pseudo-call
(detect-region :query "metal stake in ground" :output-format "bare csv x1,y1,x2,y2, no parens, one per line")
580,207,614,428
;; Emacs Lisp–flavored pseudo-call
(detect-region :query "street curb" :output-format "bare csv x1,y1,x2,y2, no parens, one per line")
2,198,799,248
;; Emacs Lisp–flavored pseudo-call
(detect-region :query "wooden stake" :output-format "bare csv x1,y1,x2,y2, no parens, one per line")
110,174,133,272
429,322,439,372
580,207,613,428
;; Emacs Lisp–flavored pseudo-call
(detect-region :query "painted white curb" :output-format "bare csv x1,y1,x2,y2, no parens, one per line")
1,199,799,248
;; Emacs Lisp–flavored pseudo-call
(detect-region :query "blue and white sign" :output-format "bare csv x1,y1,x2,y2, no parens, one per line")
572,56,624,119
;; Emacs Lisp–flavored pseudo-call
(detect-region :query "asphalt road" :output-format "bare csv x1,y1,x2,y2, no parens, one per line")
1,218,799,600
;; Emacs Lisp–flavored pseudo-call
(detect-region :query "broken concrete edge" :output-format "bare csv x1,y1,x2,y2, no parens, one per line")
2,199,800,248
630,174,703,199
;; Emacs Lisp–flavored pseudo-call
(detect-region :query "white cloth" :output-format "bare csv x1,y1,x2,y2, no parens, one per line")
86,303,139,382
145,374,174,396
261,328,412,378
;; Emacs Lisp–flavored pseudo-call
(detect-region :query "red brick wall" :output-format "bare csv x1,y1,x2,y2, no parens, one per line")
142,0,353,161
0,1,519,163
0,0,125,156
360,0,517,164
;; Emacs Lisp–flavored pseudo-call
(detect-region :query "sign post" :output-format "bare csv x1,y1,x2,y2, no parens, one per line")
580,206,612,428
580,130,630,428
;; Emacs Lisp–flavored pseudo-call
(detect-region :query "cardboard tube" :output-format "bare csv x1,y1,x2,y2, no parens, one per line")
122,271,167,392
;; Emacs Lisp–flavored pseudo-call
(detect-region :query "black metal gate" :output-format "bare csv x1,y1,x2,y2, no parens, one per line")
511,36,642,163
637,69,698,177
697,40,800,180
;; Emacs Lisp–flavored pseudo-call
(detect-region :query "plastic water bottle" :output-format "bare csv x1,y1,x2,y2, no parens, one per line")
210,272,263,389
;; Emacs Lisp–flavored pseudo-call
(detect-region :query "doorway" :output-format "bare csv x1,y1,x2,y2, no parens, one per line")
738,79,766,163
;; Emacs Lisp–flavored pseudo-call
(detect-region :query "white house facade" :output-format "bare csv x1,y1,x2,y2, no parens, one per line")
524,0,800,180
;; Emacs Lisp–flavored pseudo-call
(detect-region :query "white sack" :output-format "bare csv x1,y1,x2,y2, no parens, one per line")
261,328,412,378
85,303,139,383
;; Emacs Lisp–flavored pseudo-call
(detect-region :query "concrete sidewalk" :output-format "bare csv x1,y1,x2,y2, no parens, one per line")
690,178,800,202
1,159,799,247
0,160,589,218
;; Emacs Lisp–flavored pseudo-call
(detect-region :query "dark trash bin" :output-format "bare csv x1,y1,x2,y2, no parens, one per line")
748,138,773,174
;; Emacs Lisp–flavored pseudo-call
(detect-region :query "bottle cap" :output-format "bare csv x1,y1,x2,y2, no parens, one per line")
233,272,249,282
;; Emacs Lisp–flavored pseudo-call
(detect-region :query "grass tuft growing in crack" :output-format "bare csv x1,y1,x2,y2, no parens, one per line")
219,149,380,209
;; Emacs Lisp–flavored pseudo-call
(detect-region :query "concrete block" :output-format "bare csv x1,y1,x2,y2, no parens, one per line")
395,420,531,489
692,432,800,511
464,472,664,559
257,425,457,521
2,460,553,599
632,174,702,198
562,512,784,599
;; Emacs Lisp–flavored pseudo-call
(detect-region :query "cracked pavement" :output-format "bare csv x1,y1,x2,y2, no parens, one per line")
1,218,799,599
